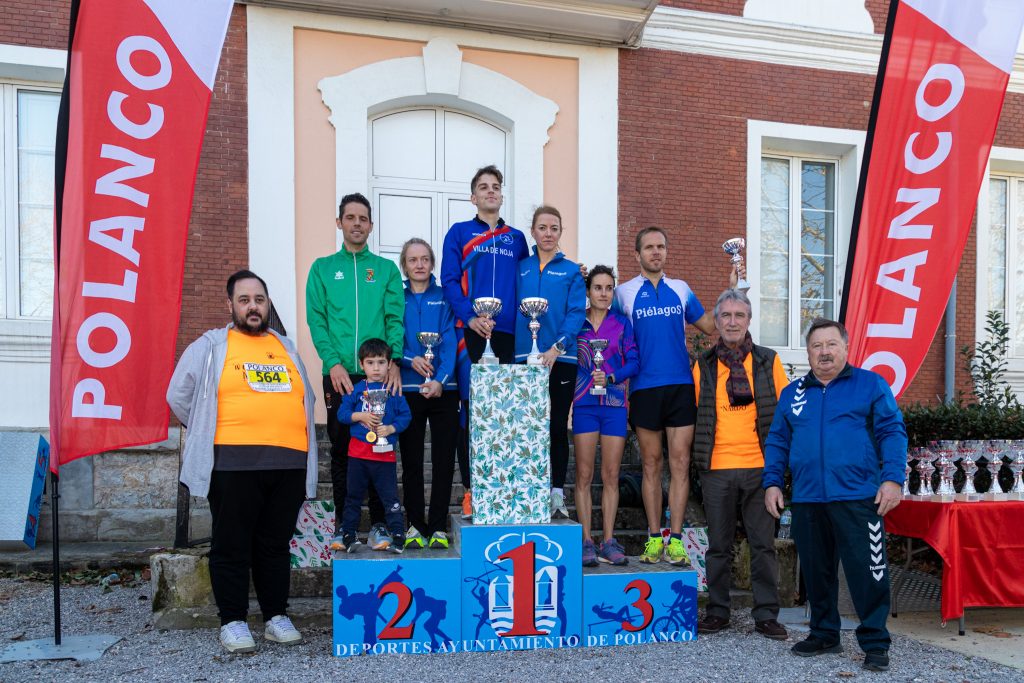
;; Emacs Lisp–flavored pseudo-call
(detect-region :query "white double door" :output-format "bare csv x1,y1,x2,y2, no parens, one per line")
368,107,511,270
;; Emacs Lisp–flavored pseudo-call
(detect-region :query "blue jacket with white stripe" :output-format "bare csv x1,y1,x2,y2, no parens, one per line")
762,364,908,503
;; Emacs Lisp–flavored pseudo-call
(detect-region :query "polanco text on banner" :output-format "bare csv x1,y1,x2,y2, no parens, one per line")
50,0,233,467
841,0,1024,398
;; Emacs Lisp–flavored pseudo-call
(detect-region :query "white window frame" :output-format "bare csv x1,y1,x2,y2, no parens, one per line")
366,105,513,270
2,82,61,323
0,41,65,365
759,152,841,350
977,147,1024,395
746,120,864,372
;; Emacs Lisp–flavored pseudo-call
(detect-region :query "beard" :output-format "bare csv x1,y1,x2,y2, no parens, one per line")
233,308,269,335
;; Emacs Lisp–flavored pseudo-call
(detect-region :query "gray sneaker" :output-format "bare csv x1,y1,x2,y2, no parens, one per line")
550,489,569,519
368,523,392,551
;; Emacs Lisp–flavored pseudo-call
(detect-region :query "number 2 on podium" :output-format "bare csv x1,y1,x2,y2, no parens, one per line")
378,581,415,640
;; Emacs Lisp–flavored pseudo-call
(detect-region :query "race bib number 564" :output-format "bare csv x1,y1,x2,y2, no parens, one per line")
244,363,292,392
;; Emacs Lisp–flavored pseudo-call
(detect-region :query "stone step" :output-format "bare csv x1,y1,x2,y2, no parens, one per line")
154,597,332,630
301,498,653,537
315,471,645,504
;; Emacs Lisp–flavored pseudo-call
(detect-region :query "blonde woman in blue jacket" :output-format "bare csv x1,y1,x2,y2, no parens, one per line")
515,206,587,518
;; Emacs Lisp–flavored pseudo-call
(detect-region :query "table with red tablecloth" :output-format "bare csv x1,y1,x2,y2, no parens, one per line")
885,499,1024,621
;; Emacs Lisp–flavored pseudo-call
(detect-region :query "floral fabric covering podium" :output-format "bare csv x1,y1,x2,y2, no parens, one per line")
470,365,551,524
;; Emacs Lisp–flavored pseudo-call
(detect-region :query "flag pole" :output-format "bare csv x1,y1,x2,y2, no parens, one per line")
50,472,62,645
838,0,900,323
48,0,79,649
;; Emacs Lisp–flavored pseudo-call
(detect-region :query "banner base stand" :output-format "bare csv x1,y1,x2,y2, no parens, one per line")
0,634,122,663
777,606,857,632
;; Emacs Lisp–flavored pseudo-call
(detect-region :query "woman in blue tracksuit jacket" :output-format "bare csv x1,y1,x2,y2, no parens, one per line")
515,205,587,518
397,238,459,550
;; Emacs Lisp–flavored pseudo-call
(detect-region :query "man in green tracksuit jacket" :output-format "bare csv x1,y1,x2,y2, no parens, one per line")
306,192,404,548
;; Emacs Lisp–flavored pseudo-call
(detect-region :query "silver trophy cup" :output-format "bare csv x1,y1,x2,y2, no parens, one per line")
722,238,751,292
363,388,393,453
589,338,609,396
984,441,1008,501
416,331,441,394
934,443,957,502
473,297,503,365
917,456,935,498
956,441,982,502
1010,451,1024,500
901,448,917,497
519,297,550,366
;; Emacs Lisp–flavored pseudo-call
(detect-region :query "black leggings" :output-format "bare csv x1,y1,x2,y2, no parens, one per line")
548,362,576,488
398,390,459,536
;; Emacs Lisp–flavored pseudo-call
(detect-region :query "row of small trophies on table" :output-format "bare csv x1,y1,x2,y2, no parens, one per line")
905,440,1024,502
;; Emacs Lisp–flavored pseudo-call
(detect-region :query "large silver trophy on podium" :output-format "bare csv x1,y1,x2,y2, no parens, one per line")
722,237,751,291
519,297,549,366
363,388,393,453
589,339,609,396
473,297,503,364
416,331,440,394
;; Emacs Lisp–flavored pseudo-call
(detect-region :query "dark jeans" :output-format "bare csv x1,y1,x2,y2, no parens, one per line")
323,374,384,529
463,328,515,364
701,467,779,621
342,457,404,538
792,498,891,652
207,469,305,625
398,390,459,536
548,362,575,489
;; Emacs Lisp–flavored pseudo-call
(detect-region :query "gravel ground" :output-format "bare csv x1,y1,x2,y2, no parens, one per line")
0,577,1021,683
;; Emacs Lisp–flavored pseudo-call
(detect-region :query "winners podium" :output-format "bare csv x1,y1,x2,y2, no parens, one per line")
332,366,697,656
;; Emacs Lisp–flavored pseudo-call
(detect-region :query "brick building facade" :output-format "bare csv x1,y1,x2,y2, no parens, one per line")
5,1,1024,540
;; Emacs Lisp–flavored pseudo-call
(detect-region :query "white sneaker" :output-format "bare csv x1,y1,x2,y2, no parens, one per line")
264,614,302,645
550,489,569,519
220,620,257,653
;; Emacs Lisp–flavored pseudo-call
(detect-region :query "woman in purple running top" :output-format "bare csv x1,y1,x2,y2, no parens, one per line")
573,265,638,567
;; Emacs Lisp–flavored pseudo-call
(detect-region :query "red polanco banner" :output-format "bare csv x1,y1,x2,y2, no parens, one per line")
50,0,233,469
841,0,1024,398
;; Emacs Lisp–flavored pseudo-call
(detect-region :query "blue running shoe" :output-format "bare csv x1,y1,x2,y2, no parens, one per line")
598,538,628,566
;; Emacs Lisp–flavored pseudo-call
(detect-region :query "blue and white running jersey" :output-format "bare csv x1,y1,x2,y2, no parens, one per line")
614,274,705,391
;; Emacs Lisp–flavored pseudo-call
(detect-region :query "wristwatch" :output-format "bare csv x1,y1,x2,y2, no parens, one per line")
552,340,566,355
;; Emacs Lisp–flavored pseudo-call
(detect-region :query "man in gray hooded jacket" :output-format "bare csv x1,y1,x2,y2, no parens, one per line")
167,270,317,654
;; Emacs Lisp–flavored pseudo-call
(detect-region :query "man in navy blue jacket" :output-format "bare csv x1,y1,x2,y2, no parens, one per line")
763,318,906,673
